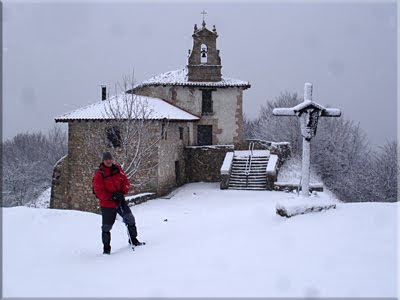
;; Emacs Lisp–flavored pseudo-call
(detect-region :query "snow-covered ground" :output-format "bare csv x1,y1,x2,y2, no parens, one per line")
3,183,398,297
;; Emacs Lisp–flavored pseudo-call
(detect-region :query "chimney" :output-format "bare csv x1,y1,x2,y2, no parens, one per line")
101,85,107,101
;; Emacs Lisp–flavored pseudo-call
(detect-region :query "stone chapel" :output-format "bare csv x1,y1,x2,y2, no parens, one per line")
50,20,252,212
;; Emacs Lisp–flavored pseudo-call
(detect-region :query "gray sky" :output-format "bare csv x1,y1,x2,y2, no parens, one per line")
3,1,397,147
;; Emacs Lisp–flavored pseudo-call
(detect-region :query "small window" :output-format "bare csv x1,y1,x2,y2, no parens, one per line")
202,90,213,114
106,127,121,148
161,123,167,140
179,127,184,140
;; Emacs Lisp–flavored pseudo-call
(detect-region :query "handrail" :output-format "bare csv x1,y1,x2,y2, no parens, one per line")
244,142,255,186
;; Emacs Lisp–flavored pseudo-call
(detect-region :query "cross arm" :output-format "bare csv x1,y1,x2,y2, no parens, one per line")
272,108,296,116
321,108,341,117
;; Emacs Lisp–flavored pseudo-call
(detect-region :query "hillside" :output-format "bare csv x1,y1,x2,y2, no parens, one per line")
3,183,398,297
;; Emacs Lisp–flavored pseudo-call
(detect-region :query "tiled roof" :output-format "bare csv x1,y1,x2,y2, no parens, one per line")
55,94,200,122
133,67,251,89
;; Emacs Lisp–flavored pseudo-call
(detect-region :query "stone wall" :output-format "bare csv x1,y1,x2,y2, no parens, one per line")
50,120,162,213
157,122,191,195
134,85,244,147
185,145,234,182
50,155,69,209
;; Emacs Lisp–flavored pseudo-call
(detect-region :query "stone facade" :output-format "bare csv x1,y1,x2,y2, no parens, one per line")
134,85,244,147
187,22,222,82
157,122,191,194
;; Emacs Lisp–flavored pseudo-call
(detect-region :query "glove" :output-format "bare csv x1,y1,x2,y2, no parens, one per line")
111,192,124,202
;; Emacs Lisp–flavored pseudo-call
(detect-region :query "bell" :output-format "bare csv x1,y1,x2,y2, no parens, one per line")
201,51,206,58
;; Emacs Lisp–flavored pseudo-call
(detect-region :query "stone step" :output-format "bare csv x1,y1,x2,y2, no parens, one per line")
231,170,267,173
233,158,269,161
230,180,266,184
230,178,266,182
232,160,268,163
232,165,267,168
232,165,267,169
230,175,267,179
232,161,268,166
228,184,267,189
230,174,267,178
228,186,267,190
231,171,267,175
229,182,266,186
233,157,268,160
228,187,267,190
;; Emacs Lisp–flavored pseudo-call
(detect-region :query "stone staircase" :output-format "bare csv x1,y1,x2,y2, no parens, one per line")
228,155,269,190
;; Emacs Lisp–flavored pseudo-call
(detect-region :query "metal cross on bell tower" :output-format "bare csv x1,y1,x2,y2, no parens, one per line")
273,83,341,197
201,10,207,27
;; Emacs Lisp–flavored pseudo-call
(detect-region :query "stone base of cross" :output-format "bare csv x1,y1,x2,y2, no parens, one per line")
273,83,341,197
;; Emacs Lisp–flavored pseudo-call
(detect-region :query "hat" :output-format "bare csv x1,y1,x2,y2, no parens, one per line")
102,152,112,161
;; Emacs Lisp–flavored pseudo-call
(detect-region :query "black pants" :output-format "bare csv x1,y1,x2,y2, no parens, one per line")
101,200,137,246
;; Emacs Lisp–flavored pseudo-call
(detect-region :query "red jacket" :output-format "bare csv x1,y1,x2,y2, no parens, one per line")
93,163,130,208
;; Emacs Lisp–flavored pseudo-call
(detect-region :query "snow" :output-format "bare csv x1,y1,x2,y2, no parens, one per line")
292,100,326,112
234,150,270,157
274,182,324,189
186,144,234,149
55,93,200,122
266,154,278,173
272,107,296,116
277,156,322,185
276,194,337,217
125,192,155,202
133,67,251,89
220,152,234,175
273,101,327,116
26,187,51,208
304,82,313,100
3,183,398,297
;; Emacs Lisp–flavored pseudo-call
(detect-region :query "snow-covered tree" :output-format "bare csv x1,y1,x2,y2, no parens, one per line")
245,92,398,202
2,127,67,206
369,140,398,202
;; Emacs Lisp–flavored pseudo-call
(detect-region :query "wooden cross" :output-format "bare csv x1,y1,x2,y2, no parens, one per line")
273,83,341,197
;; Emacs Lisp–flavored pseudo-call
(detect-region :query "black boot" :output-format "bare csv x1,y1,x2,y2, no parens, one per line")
102,231,111,254
127,225,145,246
129,237,145,246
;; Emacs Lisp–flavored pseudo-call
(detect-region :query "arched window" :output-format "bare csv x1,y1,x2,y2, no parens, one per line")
200,44,208,64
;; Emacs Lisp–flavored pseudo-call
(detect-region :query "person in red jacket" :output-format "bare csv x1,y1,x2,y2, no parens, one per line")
93,152,143,254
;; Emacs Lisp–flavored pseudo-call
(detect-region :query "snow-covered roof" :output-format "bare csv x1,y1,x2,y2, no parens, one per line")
55,94,200,122
292,100,327,112
132,67,251,89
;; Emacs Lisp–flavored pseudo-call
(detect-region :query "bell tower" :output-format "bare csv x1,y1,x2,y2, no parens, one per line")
187,18,222,82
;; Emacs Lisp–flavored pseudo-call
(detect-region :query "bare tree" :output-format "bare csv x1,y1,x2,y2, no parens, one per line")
83,74,167,190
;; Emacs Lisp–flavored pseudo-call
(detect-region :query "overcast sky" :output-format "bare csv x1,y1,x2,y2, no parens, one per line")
3,1,397,147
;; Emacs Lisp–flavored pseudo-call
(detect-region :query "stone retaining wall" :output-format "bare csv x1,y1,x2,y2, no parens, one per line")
185,145,234,182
